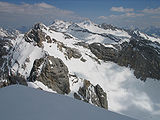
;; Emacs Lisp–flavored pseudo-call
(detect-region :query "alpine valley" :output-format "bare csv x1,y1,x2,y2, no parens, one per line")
0,20,160,120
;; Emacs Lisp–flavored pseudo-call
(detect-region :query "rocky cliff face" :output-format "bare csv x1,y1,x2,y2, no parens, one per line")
89,43,118,62
0,37,12,76
29,56,70,94
0,28,23,87
24,23,47,47
74,79,108,109
89,37,160,81
117,38,160,81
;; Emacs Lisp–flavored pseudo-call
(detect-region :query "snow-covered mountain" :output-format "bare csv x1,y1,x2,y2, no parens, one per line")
0,27,20,38
0,20,160,120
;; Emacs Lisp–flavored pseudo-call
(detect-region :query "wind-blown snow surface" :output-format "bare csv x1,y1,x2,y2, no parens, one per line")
0,85,137,120
2,20,160,120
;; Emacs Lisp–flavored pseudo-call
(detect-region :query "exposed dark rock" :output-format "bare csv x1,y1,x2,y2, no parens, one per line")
34,23,47,30
89,39,160,81
80,57,87,62
29,56,70,94
0,38,10,57
74,42,89,49
46,35,52,43
25,57,30,63
89,43,118,62
0,75,27,88
66,47,82,59
0,81,10,88
55,40,82,60
0,37,12,63
64,33,73,39
95,84,108,109
71,48,82,58
117,38,160,81
8,75,28,86
74,92,81,100
0,35,15,87
24,23,46,47
74,79,108,109
99,23,121,31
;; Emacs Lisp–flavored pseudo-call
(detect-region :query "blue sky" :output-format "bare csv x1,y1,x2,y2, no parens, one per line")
0,0,160,29
1,0,160,16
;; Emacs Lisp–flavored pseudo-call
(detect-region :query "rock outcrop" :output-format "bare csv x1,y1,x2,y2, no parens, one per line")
73,79,108,109
0,37,11,76
99,23,122,31
89,39,160,81
8,75,28,86
0,74,27,88
0,81,10,88
0,32,20,87
89,43,118,62
29,56,70,94
65,47,82,59
117,38,160,81
74,42,89,49
24,23,47,47
56,40,82,60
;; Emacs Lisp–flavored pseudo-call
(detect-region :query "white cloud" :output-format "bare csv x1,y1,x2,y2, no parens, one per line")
98,13,144,20
97,6,160,29
142,7,160,14
0,2,74,15
111,6,134,12
98,6,143,22
37,3,54,9
0,2,84,28
98,16,107,20
125,12,144,17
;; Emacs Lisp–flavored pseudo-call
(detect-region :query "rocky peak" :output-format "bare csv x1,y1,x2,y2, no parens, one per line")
29,56,70,94
34,23,47,30
52,19,71,25
73,79,108,109
99,23,120,31
24,24,47,47
50,20,71,32
80,19,93,26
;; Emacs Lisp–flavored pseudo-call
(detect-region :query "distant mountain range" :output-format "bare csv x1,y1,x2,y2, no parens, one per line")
125,26,160,38
141,26,160,37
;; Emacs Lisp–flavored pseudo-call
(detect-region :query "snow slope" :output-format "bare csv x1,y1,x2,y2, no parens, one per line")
50,20,131,44
0,85,137,120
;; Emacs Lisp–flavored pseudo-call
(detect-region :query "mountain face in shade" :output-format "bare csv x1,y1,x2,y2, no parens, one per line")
0,85,137,120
